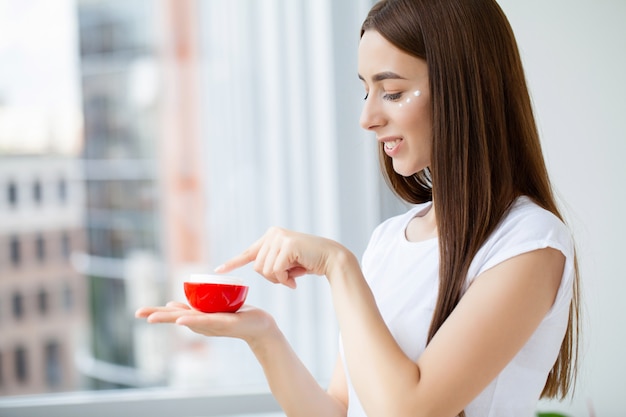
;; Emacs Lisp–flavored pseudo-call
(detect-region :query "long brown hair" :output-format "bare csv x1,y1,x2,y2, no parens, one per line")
361,0,580,411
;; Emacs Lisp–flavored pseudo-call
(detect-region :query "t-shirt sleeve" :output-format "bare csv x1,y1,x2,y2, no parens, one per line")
467,200,575,285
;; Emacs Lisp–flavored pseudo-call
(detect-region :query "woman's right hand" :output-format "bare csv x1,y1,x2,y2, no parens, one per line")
135,302,279,345
215,226,356,289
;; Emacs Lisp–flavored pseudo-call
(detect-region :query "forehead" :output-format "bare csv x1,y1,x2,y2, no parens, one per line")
358,30,427,80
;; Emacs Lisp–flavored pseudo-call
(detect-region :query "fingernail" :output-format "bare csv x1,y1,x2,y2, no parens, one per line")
214,264,225,273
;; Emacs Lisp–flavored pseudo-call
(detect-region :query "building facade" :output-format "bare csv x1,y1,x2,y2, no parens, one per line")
76,0,208,389
0,156,86,396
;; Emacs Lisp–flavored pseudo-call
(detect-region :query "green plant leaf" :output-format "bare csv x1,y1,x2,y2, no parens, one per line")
537,413,571,417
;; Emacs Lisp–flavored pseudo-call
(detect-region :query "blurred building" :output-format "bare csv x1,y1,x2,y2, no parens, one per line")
75,0,208,389
0,0,387,401
0,156,87,396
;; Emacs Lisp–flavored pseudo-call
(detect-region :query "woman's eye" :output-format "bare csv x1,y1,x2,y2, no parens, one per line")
363,92,369,100
384,92,402,101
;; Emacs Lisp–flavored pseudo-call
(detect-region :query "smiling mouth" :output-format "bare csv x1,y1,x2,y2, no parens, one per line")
383,139,402,151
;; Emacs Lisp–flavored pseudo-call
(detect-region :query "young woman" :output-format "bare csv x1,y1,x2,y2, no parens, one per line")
137,1,580,416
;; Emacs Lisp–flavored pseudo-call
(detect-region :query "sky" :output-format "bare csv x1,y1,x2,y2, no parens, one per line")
0,0,82,155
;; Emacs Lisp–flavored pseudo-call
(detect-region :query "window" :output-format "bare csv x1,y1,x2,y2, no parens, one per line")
0,0,382,410
9,236,21,267
38,288,49,315
14,346,28,384
61,233,72,260
7,181,17,207
12,292,24,320
44,341,62,387
58,177,67,203
35,235,46,262
61,283,74,312
33,179,42,205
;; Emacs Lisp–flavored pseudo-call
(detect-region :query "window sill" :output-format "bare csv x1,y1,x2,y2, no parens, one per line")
0,386,282,417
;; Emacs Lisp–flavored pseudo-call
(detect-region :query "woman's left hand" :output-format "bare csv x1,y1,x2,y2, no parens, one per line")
135,301,278,343
215,226,350,289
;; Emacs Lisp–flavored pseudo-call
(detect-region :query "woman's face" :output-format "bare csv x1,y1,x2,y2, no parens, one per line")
358,30,432,177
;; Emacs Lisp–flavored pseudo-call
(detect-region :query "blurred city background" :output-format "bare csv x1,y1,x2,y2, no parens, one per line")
0,0,388,399
1,1,625,417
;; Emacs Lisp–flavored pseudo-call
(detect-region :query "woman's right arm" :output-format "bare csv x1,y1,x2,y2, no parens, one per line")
136,303,347,417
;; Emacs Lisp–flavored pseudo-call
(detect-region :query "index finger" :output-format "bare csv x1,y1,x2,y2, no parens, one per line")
214,241,261,274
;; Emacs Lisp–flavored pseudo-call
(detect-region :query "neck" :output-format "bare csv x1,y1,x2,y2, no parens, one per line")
405,201,438,242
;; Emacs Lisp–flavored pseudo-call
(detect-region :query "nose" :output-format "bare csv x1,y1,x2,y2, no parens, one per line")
359,96,385,131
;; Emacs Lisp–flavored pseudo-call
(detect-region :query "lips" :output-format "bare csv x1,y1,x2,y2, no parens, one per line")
383,139,401,151
380,137,403,154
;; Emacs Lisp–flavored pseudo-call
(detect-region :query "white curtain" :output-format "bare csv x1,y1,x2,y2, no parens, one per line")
196,0,403,386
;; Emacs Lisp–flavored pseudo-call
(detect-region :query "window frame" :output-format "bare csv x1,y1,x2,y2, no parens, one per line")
0,388,282,417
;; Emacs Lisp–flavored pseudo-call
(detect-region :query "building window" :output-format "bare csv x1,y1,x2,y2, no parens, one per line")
38,288,49,315
10,236,21,267
12,292,24,320
61,233,71,260
33,179,42,205
62,283,74,312
35,235,46,262
14,346,28,384
44,341,62,387
58,177,67,203
7,181,17,207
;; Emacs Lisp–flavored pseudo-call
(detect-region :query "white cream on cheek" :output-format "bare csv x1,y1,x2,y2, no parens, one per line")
397,89,422,108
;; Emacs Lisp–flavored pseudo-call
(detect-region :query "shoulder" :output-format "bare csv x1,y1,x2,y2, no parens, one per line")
468,196,574,281
497,196,572,249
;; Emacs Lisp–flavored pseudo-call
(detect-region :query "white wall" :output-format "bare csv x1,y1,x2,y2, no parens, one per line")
497,0,626,415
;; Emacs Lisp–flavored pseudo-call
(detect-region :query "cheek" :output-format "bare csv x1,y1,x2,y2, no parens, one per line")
389,91,430,127
394,102,431,135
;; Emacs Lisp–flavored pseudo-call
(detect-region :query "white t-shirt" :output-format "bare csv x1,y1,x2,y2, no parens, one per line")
341,196,575,417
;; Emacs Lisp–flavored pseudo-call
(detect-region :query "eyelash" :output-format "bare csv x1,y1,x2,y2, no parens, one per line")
362,92,403,101
384,92,402,101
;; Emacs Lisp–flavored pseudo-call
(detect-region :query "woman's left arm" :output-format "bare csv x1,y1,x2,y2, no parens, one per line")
220,228,565,417
327,247,564,417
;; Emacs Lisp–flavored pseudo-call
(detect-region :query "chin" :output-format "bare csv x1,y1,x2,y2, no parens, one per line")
392,163,418,178
391,159,428,178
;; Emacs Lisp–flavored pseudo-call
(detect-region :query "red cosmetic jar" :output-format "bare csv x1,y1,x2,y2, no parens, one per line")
184,274,249,313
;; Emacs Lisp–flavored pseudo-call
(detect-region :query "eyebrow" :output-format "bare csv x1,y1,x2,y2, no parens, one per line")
358,71,407,82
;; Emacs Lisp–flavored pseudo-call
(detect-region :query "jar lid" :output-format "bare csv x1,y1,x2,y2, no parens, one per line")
187,273,245,286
